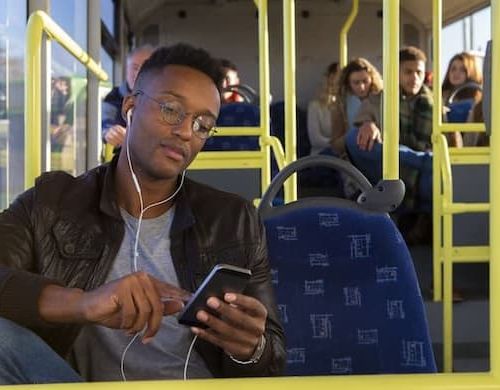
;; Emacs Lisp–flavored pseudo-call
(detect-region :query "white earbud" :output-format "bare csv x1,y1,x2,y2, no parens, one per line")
126,108,133,128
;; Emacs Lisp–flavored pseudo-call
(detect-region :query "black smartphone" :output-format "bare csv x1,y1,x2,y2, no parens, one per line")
177,264,252,327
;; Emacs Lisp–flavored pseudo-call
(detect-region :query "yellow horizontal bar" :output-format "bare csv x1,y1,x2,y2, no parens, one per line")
4,372,500,390
438,245,490,262
189,151,264,169
215,127,263,136
449,147,490,156
443,202,490,214
449,146,490,164
438,123,486,133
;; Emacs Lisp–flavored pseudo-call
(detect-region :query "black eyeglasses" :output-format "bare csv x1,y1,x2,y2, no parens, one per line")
135,90,217,139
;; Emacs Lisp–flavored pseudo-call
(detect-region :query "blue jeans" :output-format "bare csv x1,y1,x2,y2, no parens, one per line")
0,317,82,384
345,128,433,207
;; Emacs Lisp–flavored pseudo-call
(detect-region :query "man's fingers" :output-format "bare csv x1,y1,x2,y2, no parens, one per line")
202,296,265,335
119,292,137,330
150,276,192,302
223,293,267,319
191,326,250,357
162,299,184,316
140,278,166,342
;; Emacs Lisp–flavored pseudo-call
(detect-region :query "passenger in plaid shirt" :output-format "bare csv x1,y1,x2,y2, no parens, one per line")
344,46,433,214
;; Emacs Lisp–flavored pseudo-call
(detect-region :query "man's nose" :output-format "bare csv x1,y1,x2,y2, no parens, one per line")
171,117,193,140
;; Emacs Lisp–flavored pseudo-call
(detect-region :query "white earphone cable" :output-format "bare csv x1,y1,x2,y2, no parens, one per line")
120,109,187,381
183,335,198,380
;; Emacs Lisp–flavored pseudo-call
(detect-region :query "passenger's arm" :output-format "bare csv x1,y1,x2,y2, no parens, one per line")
357,121,382,151
330,101,348,156
38,273,190,343
307,101,331,153
0,189,60,328
102,99,126,146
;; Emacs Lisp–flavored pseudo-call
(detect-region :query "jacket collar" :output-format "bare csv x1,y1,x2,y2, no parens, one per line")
99,155,195,232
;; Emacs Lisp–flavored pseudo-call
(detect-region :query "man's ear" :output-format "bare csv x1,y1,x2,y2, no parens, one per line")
122,94,136,122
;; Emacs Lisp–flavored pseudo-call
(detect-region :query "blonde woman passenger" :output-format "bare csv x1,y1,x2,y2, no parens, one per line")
307,62,339,155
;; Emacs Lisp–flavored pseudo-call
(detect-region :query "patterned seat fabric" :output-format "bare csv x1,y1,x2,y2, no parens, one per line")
203,103,260,151
263,203,436,375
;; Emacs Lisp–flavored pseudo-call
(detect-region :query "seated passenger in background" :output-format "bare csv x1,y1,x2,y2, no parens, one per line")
330,58,383,159
442,52,483,147
307,62,338,155
465,98,489,146
220,59,245,103
102,45,154,148
0,43,285,384
345,46,433,242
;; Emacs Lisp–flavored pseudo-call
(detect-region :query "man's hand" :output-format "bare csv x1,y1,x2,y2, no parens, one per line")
191,293,267,361
39,272,190,344
356,121,382,151
104,124,126,147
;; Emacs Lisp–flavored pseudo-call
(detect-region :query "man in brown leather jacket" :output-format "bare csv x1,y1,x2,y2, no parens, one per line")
0,44,285,383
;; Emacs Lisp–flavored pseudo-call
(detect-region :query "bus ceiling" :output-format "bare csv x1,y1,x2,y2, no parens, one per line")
121,0,490,30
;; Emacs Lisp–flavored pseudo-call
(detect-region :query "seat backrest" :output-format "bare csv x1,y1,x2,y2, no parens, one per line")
446,99,475,123
262,201,436,375
259,155,435,376
203,102,260,151
270,101,310,158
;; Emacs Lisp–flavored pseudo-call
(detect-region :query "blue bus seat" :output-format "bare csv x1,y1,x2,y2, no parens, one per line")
203,102,260,151
446,99,474,123
270,101,310,158
259,156,436,376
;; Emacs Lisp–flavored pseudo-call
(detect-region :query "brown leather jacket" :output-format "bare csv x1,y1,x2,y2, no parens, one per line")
0,157,285,378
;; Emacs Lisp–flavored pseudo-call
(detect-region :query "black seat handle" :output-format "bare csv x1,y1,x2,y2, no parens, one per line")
259,154,406,214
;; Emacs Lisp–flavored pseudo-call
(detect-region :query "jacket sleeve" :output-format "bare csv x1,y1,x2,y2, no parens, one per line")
101,100,120,141
0,189,60,328
353,95,381,128
220,204,286,377
330,100,348,157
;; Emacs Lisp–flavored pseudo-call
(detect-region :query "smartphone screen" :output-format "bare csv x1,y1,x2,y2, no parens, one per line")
177,264,252,327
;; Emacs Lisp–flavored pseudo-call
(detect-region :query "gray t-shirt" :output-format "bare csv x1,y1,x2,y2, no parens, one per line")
73,207,213,381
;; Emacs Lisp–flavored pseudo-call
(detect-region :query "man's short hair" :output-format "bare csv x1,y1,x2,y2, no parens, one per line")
219,58,238,72
399,46,427,64
134,43,225,93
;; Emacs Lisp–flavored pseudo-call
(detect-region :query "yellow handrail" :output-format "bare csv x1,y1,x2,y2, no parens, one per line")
339,0,359,68
256,0,273,197
382,0,399,180
25,10,108,189
188,0,286,204
283,0,298,203
260,135,286,171
489,0,500,375
432,0,444,304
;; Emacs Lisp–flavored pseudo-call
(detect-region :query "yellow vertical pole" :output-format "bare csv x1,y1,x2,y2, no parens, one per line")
283,0,297,202
443,211,454,372
25,14,43,189
432,0,444,302
382,0,399,180
339,0,359,68
490,0,500,377
256,0,272,196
